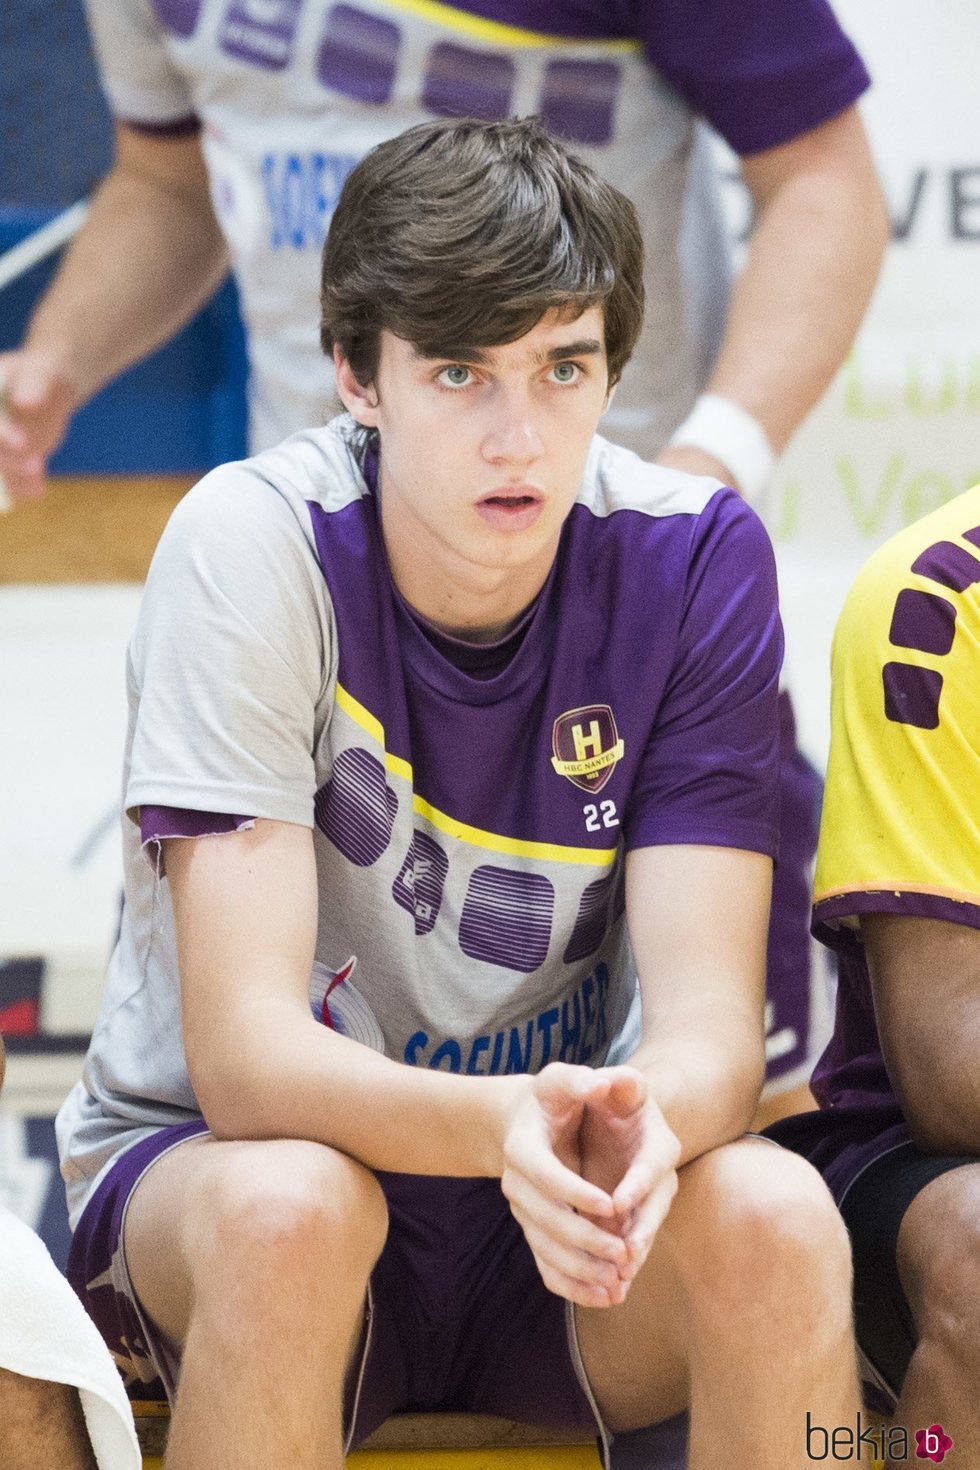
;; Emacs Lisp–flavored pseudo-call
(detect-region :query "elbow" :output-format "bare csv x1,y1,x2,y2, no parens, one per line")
186,1031,274,1142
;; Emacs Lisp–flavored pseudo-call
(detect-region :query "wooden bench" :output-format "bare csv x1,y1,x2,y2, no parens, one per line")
133,1403,601,1468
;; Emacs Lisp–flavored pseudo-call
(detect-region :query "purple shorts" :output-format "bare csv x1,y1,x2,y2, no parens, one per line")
67,1121,605,1452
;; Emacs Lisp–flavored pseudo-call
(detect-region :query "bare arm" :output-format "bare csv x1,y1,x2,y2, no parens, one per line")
0,123,229,501
166,824,770,1302
167,819,532,1178
503,843,772,1299
863,913,980,1156
660,105,889,488
624,843,771,1164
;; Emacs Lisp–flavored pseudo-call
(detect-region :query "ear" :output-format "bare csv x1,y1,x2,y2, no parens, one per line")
334,346,380,427
602,379,617,413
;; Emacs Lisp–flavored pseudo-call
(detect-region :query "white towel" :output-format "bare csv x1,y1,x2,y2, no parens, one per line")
0,1205,141,1470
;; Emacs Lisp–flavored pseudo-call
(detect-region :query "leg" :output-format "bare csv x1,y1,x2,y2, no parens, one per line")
884,1163,980,1465
576,1137,860,1470
0,1369,97,1470
123,1133,388,1470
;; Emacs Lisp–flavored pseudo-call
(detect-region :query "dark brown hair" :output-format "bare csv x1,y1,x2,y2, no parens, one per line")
320,116,644,391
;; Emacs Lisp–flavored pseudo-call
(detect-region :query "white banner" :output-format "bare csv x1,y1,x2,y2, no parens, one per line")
714,0,980,761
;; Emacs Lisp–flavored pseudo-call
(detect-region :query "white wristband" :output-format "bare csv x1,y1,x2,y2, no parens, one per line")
668,393,775,506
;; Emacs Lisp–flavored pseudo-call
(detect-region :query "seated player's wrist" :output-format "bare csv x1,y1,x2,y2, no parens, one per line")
666,393,775,505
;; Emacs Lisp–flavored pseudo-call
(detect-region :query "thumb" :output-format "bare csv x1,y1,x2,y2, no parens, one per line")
595,1066,648,1119
533,1061,602,1123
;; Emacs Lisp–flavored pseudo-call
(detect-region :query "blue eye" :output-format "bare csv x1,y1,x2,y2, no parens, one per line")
551,362,579,383
439,365,470,388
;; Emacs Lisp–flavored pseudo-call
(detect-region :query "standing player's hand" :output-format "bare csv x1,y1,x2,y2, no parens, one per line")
0,347,79,507
499,1063,679,1308
655,443,741,495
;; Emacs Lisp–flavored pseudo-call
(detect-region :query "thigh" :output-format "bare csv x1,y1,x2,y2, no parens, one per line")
67,1119,210,1400
574,1134,847,1431
840,1142,978,1397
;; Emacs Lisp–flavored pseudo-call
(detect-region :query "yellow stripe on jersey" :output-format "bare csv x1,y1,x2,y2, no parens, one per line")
814,484,980,922
335,682,617,868
378,0,641,51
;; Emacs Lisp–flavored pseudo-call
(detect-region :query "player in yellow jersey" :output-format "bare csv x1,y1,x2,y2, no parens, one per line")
770,482,980,1461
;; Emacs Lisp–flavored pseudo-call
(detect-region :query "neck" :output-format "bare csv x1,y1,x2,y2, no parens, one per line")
393,552,551,643
380,494,558,645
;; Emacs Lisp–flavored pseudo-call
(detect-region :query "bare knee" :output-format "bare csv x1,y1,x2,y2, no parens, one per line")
666,1140,853,1336
898,1165,980,1374
189,1140,388,1308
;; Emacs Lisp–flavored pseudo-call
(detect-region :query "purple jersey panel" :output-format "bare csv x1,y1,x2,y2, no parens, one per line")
140,805,254,843
306,480,780,865
442,0,870,152
130,0,868,153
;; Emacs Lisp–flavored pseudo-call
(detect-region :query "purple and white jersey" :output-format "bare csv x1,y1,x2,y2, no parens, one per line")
81,0,868,453
56,418,781,1225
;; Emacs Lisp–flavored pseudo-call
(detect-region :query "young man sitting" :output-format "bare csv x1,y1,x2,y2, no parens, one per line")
57,117,859,1469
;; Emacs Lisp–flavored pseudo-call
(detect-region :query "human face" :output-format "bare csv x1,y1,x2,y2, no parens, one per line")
335,306,611,636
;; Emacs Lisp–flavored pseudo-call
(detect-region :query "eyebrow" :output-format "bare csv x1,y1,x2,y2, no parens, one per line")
415,339,604,366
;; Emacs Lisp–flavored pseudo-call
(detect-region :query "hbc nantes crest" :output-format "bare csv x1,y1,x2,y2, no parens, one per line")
551,705,625,793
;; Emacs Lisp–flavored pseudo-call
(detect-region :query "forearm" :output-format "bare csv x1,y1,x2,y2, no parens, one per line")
898,1061,980,1157
628,1011,765,1167
710,121,888,452
192,991,530,1177
23,162,229,408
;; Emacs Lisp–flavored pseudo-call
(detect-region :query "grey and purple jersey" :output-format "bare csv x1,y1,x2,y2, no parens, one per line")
81,0,868,453
57,419,781,1226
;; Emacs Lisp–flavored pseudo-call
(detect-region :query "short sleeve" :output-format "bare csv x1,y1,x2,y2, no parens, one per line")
632,0,870,154
624,495,782,858
125,467,333,828
83,0,197,127
813,524,980,938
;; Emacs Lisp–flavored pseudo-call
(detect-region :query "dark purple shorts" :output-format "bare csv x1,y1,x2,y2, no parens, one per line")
67,1122,603,1450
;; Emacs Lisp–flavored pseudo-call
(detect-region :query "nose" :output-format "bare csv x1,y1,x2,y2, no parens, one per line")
480,387,544,466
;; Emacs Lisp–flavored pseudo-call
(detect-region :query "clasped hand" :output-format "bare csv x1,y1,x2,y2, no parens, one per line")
500,1062,680,1309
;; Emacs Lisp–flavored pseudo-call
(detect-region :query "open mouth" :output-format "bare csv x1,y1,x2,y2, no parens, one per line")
482,493,539,509
475,490,545,532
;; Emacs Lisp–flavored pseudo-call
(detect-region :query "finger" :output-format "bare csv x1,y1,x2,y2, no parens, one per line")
0,419,32,451
0,465,45,505
537,1262,624,1310
623,1170,678,1267
611,1134,679,1217
504,1134,616,1220
504,1171,629,1267
533,1061,608,1124
521,1235,629,1309
516,1214,628,1298
595,1066,648,1118
4,358,55,413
